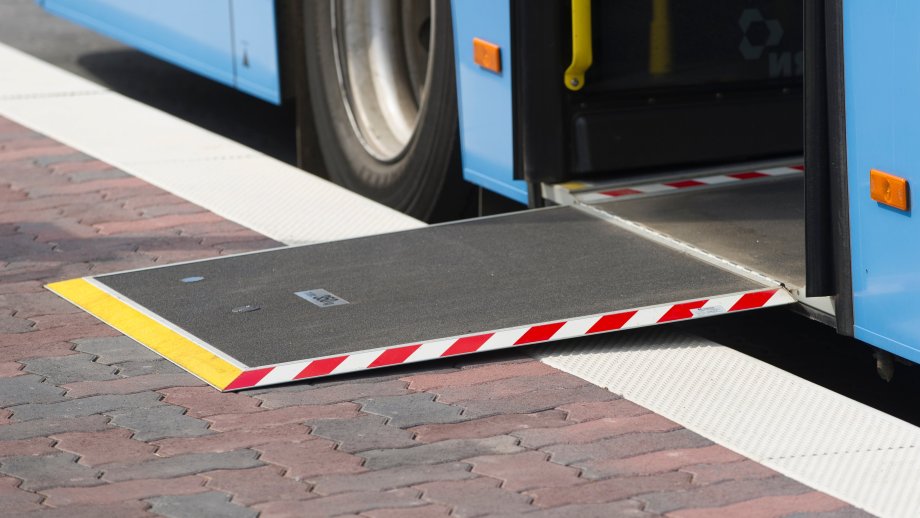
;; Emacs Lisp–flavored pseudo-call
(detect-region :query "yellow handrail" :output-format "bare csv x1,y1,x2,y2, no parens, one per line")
564,0,593,91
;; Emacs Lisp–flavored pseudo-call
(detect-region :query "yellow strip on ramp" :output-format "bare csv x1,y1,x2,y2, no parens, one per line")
46,278,241,390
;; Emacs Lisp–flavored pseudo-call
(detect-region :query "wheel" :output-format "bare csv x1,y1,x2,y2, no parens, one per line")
302,0,469,221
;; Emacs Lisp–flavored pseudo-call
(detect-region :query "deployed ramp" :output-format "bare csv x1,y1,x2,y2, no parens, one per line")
48,206,793,390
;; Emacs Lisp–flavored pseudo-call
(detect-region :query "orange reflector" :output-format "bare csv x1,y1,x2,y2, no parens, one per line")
473,38,501,73
870,169,910,211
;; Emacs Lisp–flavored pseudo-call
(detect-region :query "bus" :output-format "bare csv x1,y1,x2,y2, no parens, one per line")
40,1,920,383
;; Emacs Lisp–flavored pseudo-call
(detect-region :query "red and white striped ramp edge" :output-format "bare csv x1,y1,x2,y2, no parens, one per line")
576,165,804,204
224,288,794,390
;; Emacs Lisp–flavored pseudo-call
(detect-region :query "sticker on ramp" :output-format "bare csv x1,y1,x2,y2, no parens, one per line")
295,289,349,308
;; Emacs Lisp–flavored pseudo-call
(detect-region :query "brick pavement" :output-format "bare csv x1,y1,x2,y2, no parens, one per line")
0,116,871,517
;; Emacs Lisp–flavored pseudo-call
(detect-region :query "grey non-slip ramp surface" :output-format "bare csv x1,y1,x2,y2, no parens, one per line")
97,206,763,368
597,175,806,287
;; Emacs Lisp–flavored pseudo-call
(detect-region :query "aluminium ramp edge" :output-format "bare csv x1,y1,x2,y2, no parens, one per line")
47,207,794,391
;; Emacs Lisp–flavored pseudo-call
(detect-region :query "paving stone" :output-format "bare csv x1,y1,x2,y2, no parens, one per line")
94,212,224,235
786,509,877,518
490,500,652,518
363,505,452,518
153,423,312,457
544,428,713,465
528,471,692,508
159,386,262,418
0,312,34,333
151,248,222,264
138,202,209,218
33,152,91,166
0,475,44,513
468,451,582,492
312,462,475,495
40,475,208,506
361,435,523,470
0,452,102,491
404,360,557,391
107,404,213,441
357,393,465,428
0,437,56,457
101,449,262,482
416,476,536,517
19,220,99,244
27,177,146,198
62,373,201,398
0,414,110,441
515,414,680,449
203,466,313,505
20,354,118,385
576,444,745,480
66,169,127,184
255,438,366,480
29,312,102,331
3,193,103,216
206,403,359,432
681,459,779,485
408,410,569,443
0,374,66,406
0,341,76,363
462,385,620,419
433,373,589,405
639,476,814,514
667,491,851,518
147,491,257,518
1,145,74,164
557,400,645,426
64,200,141,228
8,392,163,422
256,379,411,408
255,488,423,517
0,291,82,318
52,428,157,466
114,359,185,377
18,501,154,518
307,414,416,452
0,323,118,348
120,192,189,210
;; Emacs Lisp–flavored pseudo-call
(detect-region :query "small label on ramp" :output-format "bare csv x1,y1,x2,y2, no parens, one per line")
295,289,349,308
691,306,726,317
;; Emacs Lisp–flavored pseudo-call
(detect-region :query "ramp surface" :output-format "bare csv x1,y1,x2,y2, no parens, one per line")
49,206,793,390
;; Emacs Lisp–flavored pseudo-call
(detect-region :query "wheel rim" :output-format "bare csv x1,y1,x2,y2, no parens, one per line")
331,0,435,163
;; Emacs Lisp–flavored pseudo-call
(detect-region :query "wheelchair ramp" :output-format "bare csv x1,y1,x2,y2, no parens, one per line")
48,206,793,391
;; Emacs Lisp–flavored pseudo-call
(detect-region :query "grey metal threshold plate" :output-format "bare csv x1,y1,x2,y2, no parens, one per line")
596,175,806,288
50,206,793,390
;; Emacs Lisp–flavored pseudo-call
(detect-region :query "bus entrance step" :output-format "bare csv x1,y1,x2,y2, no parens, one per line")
48,206,793,391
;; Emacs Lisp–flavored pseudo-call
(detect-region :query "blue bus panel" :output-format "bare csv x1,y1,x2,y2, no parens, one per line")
38,0,281,104
450,0,527,205
844,2,920,362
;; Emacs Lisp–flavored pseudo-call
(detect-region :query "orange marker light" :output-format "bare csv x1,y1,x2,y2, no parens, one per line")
870,169,910,211
473,38,501,73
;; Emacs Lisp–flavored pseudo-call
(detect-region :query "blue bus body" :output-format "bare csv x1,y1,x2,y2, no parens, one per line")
843,1,920,364
38,0,281,104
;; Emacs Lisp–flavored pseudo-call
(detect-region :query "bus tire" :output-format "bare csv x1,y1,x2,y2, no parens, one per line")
302,0,468,221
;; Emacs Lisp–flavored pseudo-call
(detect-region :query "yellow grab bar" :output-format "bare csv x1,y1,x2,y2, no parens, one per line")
564,0,593,91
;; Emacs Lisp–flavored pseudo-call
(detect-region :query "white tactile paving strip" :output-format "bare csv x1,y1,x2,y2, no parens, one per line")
1,40,917,516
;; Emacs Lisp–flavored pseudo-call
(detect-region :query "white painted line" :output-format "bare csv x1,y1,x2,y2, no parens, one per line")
0,42,422,246
2,39,914,517
538,329,920,518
